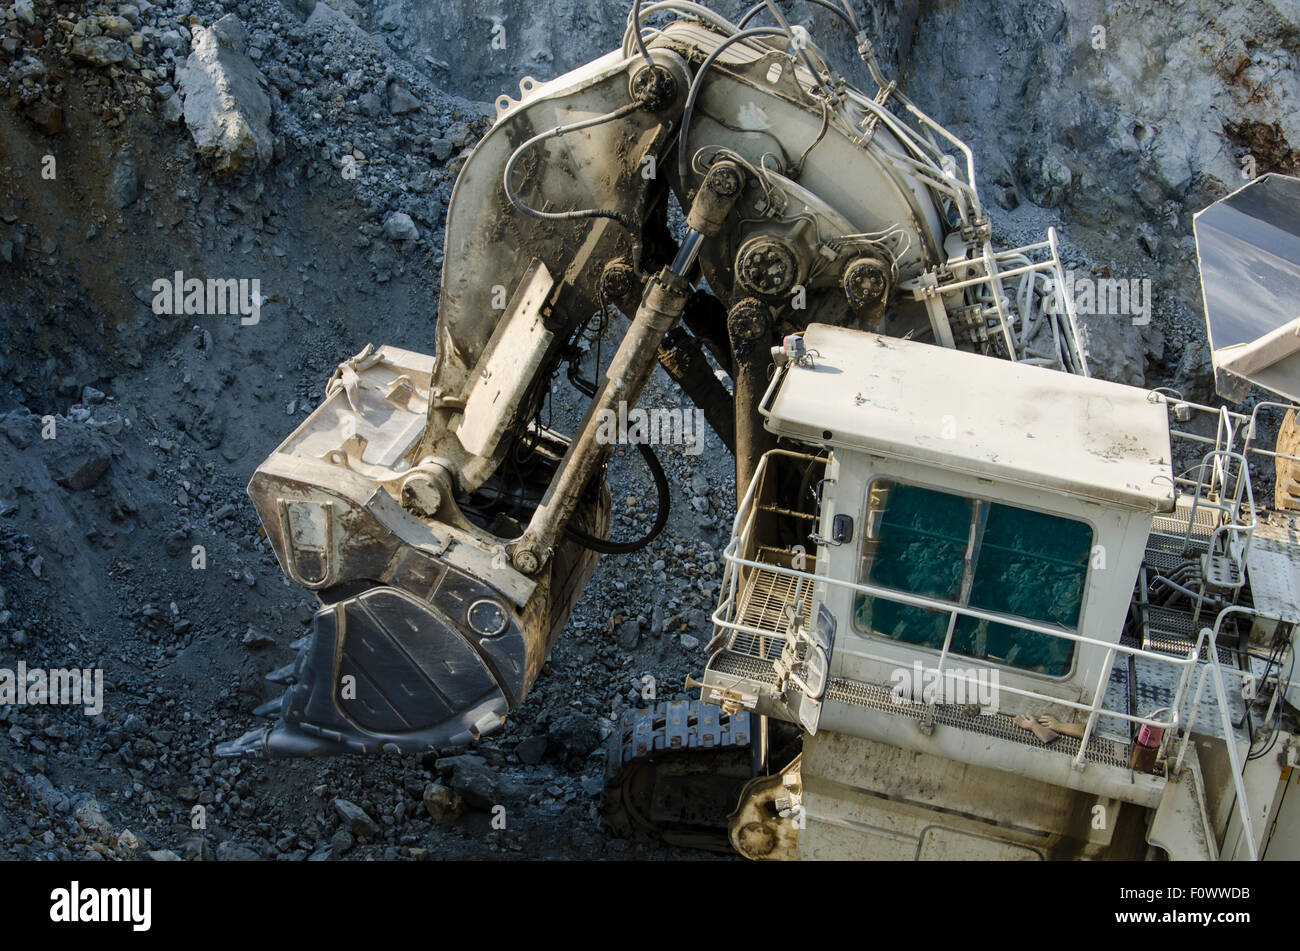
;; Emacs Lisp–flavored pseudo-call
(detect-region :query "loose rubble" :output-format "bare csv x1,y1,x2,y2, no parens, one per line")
0,0,1295,862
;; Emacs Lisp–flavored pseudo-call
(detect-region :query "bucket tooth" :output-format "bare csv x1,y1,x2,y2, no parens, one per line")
215,727,269,759
252,694,287,719
265,661,298,685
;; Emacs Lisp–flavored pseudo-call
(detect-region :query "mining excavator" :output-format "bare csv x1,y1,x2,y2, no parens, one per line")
218,0,1300,860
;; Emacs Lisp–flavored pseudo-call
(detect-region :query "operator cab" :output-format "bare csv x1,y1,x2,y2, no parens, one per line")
702,323,1176,746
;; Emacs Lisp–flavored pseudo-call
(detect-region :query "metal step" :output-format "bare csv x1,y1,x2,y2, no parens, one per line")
709,650,778,685
1151,493,1224,541
1144,603,1237,664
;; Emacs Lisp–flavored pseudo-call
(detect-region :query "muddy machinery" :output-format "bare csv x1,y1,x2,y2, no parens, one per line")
219,1,1300,860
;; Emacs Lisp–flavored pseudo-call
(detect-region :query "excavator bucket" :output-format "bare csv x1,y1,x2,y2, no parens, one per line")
1194,172,1300,403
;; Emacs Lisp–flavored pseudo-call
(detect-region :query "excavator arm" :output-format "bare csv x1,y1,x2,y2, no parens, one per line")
219,0,1085,759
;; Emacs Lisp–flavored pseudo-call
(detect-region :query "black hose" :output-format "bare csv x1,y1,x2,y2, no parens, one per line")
564,438,672,554
1247,640,1293,761
739,0,855,30
677,27,786,186
504,101,644,231
560,313,672,556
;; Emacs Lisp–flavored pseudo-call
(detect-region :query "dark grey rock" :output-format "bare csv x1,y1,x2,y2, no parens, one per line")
386,81,421,115
383,211,419,242
182,836,212,861
108,154,139,209
437,755,498,811
215,840,260,861
548,712,601,761
429,138,454,162
514,734,547,765
1,412,33,449
617,619,640,650
329,828,354,853
332,798,379,838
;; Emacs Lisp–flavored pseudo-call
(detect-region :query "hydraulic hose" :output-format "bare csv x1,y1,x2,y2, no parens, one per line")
677,27,785,186
563,321,673,556
503,101,644,231
564,438,672,554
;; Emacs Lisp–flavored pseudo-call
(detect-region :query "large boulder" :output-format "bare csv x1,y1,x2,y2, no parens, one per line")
176,15,272,175
43,422,115,492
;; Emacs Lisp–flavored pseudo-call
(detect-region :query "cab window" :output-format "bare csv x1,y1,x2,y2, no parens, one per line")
853,480,1090,677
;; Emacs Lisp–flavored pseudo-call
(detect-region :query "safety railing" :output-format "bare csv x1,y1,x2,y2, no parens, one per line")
902,228,1088,376
1178,450,1256,586
1154,395,1284,598
1169,606,1300,861
710,453,1300,859
712,454,1198,758
1160,393,1300,499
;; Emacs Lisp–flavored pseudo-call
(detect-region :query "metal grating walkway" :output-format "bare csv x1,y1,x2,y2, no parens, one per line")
825,678,1132,769
1143,604,1237,664
728,549,815,662
1151,494,1221,542
709,650,778,685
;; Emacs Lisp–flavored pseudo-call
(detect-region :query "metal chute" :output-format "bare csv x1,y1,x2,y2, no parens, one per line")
1194,172,1300,403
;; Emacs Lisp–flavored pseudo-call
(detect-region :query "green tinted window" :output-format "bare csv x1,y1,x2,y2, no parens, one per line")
864,482,971,601
948,617,1076,677
853,598,949,651
968,504,1090,628
854,480,1090,677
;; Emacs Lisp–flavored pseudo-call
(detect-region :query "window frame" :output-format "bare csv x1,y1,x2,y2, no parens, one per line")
852,474,1096,681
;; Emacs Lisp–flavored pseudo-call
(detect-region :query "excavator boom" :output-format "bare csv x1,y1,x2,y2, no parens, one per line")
219,0,1088,761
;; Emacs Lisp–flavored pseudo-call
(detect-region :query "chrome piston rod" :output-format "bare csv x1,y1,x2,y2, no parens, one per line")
508,163,743,573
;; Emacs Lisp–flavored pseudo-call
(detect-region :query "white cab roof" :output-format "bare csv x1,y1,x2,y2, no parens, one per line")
765,325,1175,512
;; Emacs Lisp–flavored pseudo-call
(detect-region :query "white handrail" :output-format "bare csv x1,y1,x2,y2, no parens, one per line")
717,425,1296,859
719,463,1298,731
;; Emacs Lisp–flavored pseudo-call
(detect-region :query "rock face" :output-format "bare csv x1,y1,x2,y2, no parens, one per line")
1074,312,1147,387
176,15,272,176
1023,152,1073,208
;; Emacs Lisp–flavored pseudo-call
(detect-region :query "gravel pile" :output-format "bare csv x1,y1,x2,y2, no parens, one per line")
1,0,1295,860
